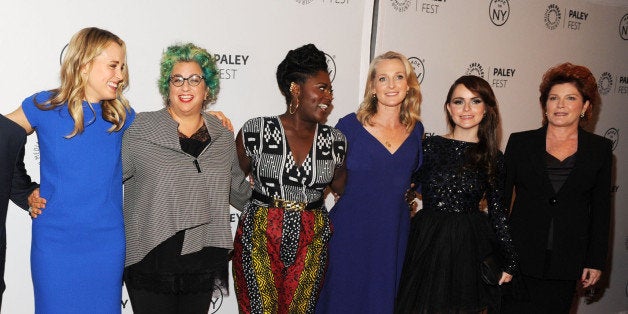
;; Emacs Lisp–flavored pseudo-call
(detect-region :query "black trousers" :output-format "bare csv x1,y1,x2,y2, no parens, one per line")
502,249,578,314
127,287,214,314
501,274,576,313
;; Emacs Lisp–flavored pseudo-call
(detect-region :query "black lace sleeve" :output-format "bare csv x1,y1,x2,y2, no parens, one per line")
486,153,518,274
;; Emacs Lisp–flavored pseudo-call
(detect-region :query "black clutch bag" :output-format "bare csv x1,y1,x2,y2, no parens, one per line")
480,252,503,285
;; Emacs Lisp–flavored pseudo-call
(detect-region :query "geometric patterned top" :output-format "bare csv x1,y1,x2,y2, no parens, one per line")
241,116,346,205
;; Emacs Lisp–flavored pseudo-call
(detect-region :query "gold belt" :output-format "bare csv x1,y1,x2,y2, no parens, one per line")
273,198,307,212
252,191,323,212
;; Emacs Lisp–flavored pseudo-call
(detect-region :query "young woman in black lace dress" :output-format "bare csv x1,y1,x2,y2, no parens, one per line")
396,76,517,313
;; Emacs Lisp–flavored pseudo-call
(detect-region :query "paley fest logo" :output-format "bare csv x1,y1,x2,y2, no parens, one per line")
598,72,613,95
325,53,337,82
420,0,445,14
390,0,446,14
602,128,619,196
607,73,628,95
604,127,619,151
213,53,249,80
620,14,628,40
544,4,589,31
466,62,485,79
489,0,510,26
565,8,589,30
391,0,411,12
545,4,561,30
619,75,628,94
61,45,249,81
408,57,425,84
208,284,225,314
465,62,516,88
32,142,40,164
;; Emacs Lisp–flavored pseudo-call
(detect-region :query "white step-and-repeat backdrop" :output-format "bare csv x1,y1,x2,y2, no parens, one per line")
0,1,373,313
0,0,626,313
374,1,627,313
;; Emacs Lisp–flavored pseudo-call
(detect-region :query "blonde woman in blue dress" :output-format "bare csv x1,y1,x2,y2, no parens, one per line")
7,27,134,313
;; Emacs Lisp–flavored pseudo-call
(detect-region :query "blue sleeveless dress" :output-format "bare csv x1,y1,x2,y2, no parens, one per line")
316,113,423,313
23,91,134,313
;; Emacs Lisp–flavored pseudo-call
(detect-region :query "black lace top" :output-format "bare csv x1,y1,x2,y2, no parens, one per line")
412,135,517,273
544,152,577,250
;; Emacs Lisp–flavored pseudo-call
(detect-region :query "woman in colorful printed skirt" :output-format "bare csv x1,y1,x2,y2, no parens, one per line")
232,43,347,314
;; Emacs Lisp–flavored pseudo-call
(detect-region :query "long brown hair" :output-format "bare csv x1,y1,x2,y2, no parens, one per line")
444,75,500,180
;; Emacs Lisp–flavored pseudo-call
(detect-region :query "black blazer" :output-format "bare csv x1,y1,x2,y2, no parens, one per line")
504,126,612,280
0,114,38,293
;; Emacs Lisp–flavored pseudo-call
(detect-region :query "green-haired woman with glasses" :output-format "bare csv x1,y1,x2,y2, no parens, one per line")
121,43,251,313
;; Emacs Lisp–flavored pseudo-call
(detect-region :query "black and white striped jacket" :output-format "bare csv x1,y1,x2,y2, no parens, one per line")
122,108,250,267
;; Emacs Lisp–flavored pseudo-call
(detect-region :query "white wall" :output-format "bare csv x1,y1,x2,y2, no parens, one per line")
0,1,373,313
374,0,627,313
1,0,626,313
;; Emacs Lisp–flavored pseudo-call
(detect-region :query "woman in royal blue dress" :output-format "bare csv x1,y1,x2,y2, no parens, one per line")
7,27,134,313
316,51,423,314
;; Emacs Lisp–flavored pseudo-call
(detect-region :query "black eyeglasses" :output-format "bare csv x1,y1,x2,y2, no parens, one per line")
170,74,205,87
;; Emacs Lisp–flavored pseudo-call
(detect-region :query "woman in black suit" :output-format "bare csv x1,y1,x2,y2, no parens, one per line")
502,62,612,313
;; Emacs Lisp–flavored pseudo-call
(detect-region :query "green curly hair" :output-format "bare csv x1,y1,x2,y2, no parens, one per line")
158,43,219,108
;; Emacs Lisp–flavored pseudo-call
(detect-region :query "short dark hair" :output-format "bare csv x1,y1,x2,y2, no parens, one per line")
276,44,328,105
539,62,599,123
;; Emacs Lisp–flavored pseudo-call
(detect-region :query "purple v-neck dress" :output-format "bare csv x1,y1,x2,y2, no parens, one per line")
317,113,423,313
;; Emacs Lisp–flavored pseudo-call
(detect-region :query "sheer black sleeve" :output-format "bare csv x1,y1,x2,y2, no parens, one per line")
486,153,518,274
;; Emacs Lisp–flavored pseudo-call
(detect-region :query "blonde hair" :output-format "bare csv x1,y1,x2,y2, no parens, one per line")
37,27,130,138
356,51,421,131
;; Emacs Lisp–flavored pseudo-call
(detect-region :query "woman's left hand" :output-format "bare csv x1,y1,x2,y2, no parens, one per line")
207,110,234,132
498,271,513,285
581,268,602,288
28,188,46,218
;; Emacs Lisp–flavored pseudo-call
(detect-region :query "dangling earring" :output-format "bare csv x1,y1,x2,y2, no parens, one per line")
545,112,548,116
289,82,299,114
580,112,585,118
289,98,300,115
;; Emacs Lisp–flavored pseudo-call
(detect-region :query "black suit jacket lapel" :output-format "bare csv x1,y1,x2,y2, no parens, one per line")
557,128,590,195
528,127,556,197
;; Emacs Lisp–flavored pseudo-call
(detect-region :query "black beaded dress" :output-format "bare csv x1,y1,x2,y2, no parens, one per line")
396,136,517,313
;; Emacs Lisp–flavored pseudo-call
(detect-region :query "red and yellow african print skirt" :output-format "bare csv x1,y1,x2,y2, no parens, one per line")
233,206,332,314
